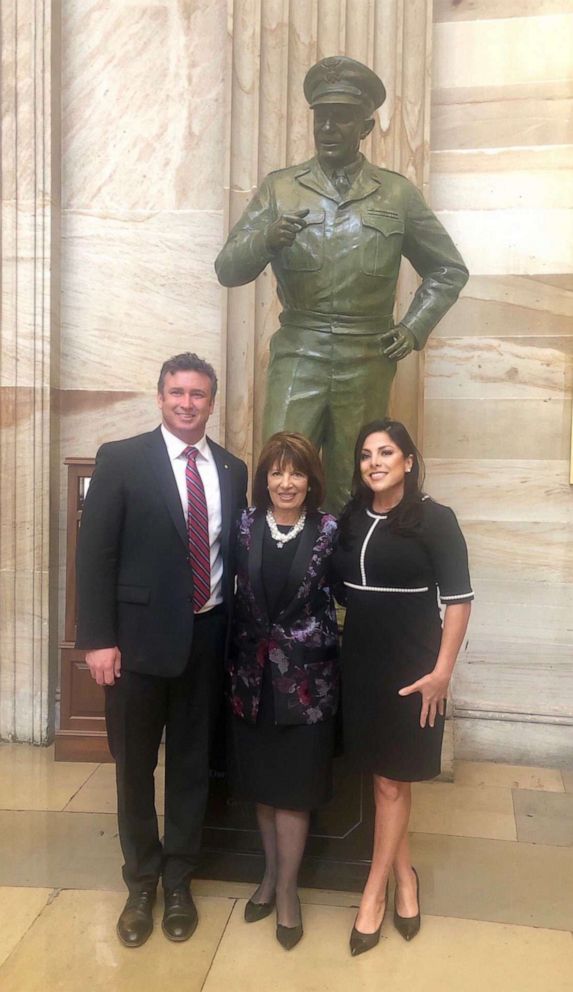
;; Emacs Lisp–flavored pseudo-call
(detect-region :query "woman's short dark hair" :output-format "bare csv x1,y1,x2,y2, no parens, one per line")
252,432,325,513
340,418,425,539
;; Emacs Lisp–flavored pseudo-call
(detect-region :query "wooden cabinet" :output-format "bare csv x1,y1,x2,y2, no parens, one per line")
55,458,112,761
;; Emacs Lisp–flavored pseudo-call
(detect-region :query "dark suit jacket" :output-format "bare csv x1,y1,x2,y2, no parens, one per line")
75,426,248,677
228,509,339,726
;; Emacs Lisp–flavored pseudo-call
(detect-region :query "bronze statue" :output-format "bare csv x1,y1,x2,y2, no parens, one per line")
216,56,468,512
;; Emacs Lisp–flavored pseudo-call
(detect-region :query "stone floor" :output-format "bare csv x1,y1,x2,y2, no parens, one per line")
0,743,572,991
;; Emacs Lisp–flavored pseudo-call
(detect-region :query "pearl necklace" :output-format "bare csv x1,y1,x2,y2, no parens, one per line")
266,508,307,548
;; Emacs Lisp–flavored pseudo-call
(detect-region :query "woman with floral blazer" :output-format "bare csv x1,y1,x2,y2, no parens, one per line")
229,507,339,725
227,432,339,951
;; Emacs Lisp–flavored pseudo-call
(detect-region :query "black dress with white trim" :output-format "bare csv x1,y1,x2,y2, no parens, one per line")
333,497,473,781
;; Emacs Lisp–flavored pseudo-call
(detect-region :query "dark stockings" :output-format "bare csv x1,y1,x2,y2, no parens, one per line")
251,802,309,927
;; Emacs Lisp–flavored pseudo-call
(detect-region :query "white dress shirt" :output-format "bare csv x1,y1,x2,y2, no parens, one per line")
161,425,223,611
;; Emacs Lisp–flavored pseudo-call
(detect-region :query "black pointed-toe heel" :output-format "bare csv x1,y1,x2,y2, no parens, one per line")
276,920,303,950
244,896,275,924
276,897,303,950
349,919,383,957
393,866,421,941
349,882,388,957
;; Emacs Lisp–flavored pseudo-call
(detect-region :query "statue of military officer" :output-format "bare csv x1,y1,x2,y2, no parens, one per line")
215,56,468,513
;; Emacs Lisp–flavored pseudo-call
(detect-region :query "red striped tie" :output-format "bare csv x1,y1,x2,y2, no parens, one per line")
183,446,211,612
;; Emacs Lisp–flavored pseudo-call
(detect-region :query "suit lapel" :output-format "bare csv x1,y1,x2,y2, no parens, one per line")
276,515,320,623
247,511,268,621
209,439,232,555
144,427,188,548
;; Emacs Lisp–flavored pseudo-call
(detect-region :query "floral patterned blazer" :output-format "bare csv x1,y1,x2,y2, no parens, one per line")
228,508,340,726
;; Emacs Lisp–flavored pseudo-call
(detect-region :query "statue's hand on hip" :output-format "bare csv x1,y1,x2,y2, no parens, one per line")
264,209,309,251
380,324,416,361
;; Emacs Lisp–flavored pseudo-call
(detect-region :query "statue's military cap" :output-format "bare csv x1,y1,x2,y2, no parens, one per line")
303,56,386,117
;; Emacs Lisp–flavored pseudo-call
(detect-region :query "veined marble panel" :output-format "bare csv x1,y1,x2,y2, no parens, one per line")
470,577,573,611
425,337,572,401
466,601,573,651
423,398,571,460
424,459,573,523
61,209,224,391
434,275,573,339
430,147,573,211
453,659,573,719
432,145,573,176
433,16,573,92
461,640,572,668
62,0,226,211
435,208,573,275
431,94,573,151
435,0,573,20
455,717,573,766
462,521,573,584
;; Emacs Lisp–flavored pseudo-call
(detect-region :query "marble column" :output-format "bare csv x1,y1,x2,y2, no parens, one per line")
0,0,60,742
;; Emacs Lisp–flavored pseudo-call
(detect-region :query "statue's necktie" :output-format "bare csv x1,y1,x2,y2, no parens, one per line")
183,446,211,612
333,170,350,196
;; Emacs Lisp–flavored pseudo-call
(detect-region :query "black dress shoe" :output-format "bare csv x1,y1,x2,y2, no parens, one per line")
116,890,156,948
393,866,421,941
349,882,388,957
244,896,275,923
276,897,303,950
162,887,198,942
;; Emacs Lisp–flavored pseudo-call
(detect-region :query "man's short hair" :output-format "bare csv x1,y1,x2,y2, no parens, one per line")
157,353,218,398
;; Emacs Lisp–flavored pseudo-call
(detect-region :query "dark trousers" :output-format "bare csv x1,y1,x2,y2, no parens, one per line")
105,609,226,895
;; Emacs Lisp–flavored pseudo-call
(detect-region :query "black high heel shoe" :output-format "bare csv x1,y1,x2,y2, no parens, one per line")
276,896,303,950
393,866,420,941
349,882,388,957
244,895,275,923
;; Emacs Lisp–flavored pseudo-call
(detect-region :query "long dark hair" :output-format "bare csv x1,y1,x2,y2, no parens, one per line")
339,419,425,542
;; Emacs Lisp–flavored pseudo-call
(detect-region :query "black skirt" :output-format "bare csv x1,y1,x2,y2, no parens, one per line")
229,661,335,811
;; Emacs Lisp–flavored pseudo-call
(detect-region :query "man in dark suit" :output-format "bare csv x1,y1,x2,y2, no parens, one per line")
76,352,248,948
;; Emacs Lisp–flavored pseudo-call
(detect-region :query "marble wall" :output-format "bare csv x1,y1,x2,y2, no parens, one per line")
1,0,571,762
426,0,573,764
60,0,227,440
57,0,229,648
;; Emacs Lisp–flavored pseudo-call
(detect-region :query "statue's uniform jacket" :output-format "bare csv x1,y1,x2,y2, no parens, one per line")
215,155,468,343
215,155,468,511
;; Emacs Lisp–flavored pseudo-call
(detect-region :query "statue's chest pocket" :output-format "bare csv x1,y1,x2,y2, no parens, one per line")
281,210,325,272
361,212,404,277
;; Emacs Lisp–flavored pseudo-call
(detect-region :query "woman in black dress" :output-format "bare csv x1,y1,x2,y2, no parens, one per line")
334,419,473,956
228,432,339,950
